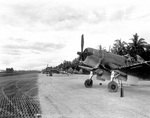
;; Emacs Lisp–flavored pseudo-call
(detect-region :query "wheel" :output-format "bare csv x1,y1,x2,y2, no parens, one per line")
84,79,93,88
108,81,118,92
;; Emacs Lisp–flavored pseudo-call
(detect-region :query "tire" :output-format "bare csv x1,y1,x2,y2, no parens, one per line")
84,79,93,88
108,81,118,92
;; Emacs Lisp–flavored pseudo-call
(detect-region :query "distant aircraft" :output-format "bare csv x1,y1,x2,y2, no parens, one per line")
42,64,60,76
42,64,70,76
77,34,150,92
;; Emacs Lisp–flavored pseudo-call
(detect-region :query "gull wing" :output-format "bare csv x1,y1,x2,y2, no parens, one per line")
82,55,102,68
117,61,150,79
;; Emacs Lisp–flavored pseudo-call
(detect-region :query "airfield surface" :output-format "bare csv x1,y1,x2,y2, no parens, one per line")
1,73,150,118
38,74,150,118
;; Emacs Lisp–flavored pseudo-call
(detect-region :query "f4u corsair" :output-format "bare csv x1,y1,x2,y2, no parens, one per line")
77,34,150,92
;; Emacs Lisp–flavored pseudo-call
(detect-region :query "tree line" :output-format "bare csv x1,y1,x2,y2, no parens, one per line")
53,33,150,72
111,33,150,60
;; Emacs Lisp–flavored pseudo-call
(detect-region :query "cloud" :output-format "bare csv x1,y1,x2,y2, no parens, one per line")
2,41,66,56
0,3,42,26
31,42,65,51
14,60,46,70
0,3,88,30
110,7,135,21
9,37,27,43
1,0,150,30
0,42,65,70
1,59,13,65
0,52,21,68
3,49,21,55
0,2,110,31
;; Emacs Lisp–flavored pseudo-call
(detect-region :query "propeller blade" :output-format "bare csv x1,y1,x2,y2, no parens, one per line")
81,34,84,52
77,34,85,61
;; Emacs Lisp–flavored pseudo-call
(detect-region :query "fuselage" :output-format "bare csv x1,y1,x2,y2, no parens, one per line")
82,48,127,70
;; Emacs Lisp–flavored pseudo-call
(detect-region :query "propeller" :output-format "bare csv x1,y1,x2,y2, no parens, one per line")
77,34,103,70
77,34,93,61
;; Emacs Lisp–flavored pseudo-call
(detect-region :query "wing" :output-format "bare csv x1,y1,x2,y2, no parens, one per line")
78,65,94,71
117,61,150,79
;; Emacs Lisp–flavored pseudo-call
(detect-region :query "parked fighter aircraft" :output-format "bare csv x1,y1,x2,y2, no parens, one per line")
77,34,150,92
42,64,60,76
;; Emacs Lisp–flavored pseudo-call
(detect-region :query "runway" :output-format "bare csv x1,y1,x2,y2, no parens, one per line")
38,73,150,118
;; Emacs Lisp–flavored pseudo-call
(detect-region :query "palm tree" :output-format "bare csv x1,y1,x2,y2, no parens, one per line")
111,39,128,55
129,33,147,58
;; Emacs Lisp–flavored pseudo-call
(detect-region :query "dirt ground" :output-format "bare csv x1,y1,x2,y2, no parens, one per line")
38,73,150,118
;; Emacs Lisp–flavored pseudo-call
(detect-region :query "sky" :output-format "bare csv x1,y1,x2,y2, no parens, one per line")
0,0,150,70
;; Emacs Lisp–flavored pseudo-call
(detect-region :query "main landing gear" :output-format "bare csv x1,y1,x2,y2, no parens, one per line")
84,70,119,92
108,81,118,92
84,71,94,88
108,71,119,92
84,79,93,88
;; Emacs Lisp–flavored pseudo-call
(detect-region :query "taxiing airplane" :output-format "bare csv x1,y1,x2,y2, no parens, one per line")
77,34,150,92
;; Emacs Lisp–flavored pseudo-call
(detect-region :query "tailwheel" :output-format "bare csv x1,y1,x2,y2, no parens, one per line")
84,79,93,88
108,81,118,92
